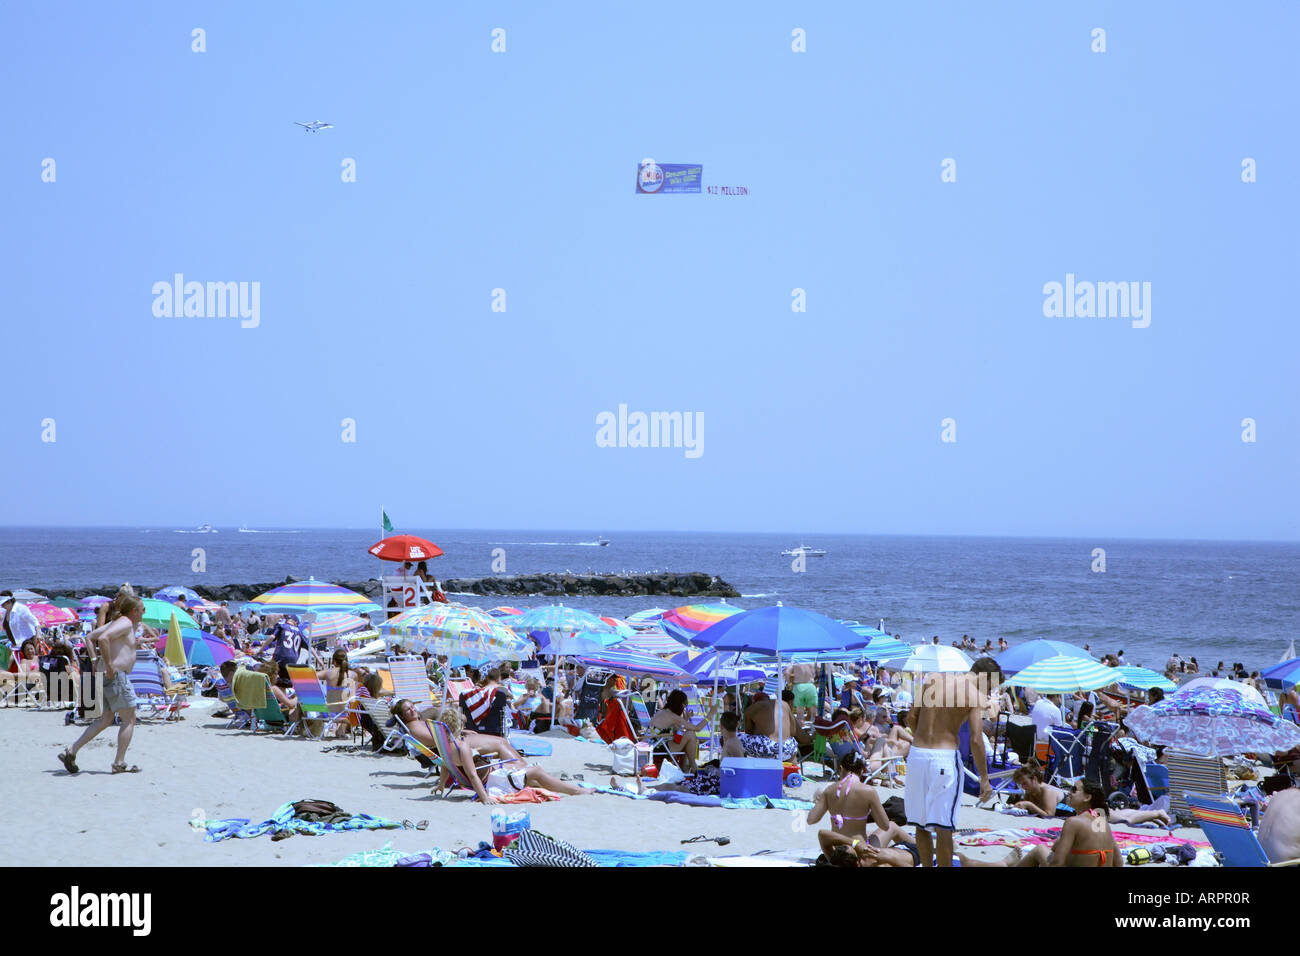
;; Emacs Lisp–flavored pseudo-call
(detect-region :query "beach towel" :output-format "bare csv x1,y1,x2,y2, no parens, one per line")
510,735,552,756
957,826,1209,851
585,849,690,867
232,666,268,710
496,786,565,804
596,700,634,744
195,801,409,842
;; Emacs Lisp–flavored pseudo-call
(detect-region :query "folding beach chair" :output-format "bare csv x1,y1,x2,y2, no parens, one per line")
624,692,688,772
390,713,442,778
284,666,333,739
357,695,405,751
428,719,514,800
127,650,183,721
214,677,253,730
246,675,289,734
1045,725,1086,789
325,685,360,741
1184,791,1300,867
958,722,1021,803
1167,751,1227,817
387,655,435,710
0,648,43,708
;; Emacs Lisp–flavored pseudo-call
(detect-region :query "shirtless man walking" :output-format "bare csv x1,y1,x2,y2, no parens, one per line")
788,661,818,723
904,663,991,866
58,594,146,774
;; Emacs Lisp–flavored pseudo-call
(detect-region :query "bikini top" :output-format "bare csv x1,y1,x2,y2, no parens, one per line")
830,774,872,829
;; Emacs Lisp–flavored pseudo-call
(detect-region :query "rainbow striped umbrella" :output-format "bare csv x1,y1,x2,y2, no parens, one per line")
658,603,742,642
28,603,79,627
379,603,533,662
245,578,381,616
487,606,524,617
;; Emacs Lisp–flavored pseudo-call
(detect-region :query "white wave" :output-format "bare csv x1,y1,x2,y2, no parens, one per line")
741,593,775,598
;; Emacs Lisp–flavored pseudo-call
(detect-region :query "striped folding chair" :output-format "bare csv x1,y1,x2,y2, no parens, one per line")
1167,752,1227,817
357,695,404,751
127,650,183,721
387,655,435,710
427,719,513,800
285,665,333,739
215,677,253,730
1185,792,1300,867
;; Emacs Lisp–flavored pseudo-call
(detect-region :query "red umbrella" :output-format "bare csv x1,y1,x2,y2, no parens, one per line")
368,534,444,562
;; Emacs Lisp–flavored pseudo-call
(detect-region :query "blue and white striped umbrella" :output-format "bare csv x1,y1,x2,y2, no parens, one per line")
567,647,694,684
616,623,691,656
1115,665,1177,692
1004,655,1120,694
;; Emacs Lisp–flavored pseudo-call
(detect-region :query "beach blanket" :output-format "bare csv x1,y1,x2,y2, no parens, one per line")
585,849,689,867
509,735,552,756
958,826,1209,850
593,788,812,812
232,666,267,710
196,801,409,842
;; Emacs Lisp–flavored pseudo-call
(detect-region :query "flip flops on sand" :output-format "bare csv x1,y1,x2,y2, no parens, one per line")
58,751,79,774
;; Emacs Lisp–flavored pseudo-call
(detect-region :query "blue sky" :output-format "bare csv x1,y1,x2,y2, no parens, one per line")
2,1,1297,539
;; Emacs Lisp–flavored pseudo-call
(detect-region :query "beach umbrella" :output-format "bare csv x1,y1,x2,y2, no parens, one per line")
487,606,524,617
4,588,46,602
155,629,236,667
690,604,872,757
566,647,694,685
308,611,369,642
1115,665,1177,693
1260,657,1300,691
1173,677,1266,707
140,599,198,630
842,625,913,663
51,597,81,609
617,625,691,657
1004,655,1121,694
27,603,79,627
367,534,444,562
626,608,670,623
153,586,203,605
79,595,112,607
680,651,770,687
658,602,742,642
1125,690,1300,757
379,603,533,663
995,639,1094,676
506,604,619,698
896,644,974,674
245,578,381,616
163,613,188,670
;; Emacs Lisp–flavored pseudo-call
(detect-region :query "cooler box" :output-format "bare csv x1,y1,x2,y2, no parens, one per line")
719,757,783,799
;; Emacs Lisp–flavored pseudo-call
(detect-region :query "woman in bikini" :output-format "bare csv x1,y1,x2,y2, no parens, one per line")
1013,760,1170,826
989,780,1122,866
806,752,892,855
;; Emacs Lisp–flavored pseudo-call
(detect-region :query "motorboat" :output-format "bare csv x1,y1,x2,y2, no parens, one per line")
782,544,826,557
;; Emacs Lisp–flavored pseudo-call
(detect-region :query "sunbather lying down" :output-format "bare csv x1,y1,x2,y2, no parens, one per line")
825,824,1017,868
437,708,594,805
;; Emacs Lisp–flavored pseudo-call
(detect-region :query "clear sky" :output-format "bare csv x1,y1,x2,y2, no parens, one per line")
3,1,1297,539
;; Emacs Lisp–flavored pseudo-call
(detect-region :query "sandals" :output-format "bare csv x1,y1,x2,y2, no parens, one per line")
58,750,80,774
111,762,141,774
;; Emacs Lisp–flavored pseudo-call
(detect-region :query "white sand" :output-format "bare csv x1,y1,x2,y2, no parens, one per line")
2,701,1206,867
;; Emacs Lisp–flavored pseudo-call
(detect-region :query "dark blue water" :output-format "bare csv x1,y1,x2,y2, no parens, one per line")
2,528,1296,672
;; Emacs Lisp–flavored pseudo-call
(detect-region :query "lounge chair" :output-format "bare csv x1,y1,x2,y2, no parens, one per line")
388,655,436,710
250,678,289,734
127,650,184,721
356,695,405,752
390,713,442,778
214,677,253,730
958,722,1021,803
285,666,334,739
1045,725,1086,789
1167,751,1227,816
1184,791,1300,867
427,719,514,800
623,692,690,772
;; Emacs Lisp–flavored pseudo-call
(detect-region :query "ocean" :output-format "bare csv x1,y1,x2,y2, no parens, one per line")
2,527,1296,673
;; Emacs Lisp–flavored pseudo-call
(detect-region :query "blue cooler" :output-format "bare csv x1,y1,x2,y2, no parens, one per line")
719,757,783,799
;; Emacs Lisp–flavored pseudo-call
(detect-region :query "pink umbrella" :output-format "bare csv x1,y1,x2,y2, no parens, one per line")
28,603,78,627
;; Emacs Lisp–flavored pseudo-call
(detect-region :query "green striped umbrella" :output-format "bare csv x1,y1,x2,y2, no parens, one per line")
1004,654,1120,694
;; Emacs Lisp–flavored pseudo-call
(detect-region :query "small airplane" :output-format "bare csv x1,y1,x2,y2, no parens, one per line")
293,121,333,133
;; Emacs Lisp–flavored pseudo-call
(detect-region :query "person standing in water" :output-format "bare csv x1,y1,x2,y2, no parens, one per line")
59,592,147,774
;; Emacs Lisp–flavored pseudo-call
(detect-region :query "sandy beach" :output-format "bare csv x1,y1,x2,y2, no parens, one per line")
4,699,1212,867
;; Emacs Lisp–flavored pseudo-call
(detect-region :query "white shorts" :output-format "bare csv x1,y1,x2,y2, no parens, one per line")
485,768,528,793
903,747,963,830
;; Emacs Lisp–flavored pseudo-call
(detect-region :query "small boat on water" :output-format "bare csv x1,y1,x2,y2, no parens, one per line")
197,524,217,533
597,536,610,547
782,544,826,557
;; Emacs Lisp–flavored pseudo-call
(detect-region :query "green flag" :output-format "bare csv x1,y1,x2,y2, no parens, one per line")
382,509,394,533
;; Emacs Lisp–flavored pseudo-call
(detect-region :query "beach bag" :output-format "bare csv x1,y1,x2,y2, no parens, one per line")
656,761,687,786
608,738,637,774
502,829,598,867
490,809,532,850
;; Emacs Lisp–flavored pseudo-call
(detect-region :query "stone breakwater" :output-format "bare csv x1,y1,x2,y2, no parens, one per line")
38,572,739,603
